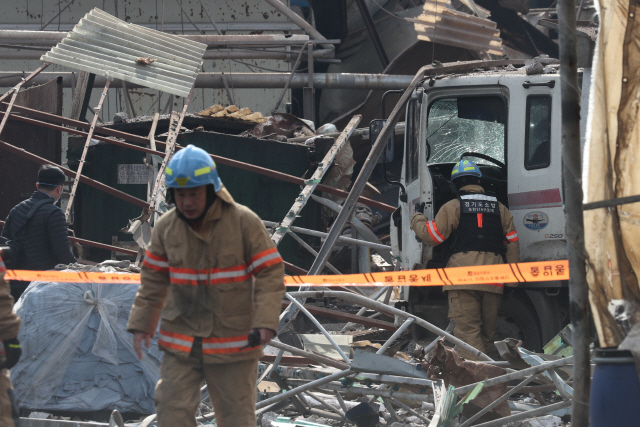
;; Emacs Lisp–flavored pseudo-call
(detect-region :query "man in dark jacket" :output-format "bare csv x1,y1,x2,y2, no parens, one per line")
1,165,76,299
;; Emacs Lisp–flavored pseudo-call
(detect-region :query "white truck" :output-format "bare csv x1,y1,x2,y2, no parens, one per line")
383,61,591,351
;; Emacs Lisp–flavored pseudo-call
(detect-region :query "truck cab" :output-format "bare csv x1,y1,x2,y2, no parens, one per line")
390,66,572,351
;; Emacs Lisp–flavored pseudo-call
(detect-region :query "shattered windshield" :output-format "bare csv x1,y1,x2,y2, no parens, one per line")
426,96,506,165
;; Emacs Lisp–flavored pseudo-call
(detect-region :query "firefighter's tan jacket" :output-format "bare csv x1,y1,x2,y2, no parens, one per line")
410,185,520,294
0,259,21,341
127,186,285,363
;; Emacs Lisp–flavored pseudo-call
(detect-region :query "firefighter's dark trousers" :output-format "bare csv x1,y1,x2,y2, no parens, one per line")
448,289,502,360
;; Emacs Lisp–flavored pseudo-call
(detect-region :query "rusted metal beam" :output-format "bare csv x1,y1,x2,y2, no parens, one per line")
0,63,50,138
281,302,396,331
65,81,111,222
0,139,149,209
0,62,49,104
69,235,138,256
3,102,151,145
0,110,161,155
0,105,395,213
0,220,138,256
284,261,308,276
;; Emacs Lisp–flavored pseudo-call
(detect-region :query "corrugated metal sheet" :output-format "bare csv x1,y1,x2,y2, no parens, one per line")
414,0,503,56
41,8,206,97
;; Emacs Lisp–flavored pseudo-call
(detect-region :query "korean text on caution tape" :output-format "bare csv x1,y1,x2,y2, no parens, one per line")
3,260,569,286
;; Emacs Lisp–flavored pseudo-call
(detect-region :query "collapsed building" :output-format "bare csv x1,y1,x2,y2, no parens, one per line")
0,1,626,427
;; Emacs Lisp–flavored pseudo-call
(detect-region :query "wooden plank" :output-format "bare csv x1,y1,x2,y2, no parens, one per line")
149,86,195,211
281,302,396,331
65,81,111,223
69,71,95,122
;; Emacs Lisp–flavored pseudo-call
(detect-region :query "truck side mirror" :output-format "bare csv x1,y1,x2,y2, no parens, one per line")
369,119,394,164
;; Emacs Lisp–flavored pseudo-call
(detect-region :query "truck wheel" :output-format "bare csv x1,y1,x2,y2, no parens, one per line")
496,294,543,352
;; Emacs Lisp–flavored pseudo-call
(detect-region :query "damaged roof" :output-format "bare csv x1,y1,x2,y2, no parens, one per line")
41,8,206,97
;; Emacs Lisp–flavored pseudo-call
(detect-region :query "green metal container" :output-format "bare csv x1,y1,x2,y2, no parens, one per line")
68,131,323,269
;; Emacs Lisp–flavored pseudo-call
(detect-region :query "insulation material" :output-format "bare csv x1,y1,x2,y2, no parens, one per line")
414,0,503,56
584,0,640,347
583,0,640,347
10,278,162,413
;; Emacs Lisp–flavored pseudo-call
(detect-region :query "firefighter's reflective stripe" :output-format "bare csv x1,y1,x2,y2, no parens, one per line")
159,330,194,353
506,230,519,242
460,194,498,202
202,335,255,354
247,248,283,275
427,220,446,243
143,251,169,272
158,331,255,355
168,248,283,285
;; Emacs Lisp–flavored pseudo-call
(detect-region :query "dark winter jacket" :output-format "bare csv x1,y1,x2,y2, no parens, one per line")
1,191,76,270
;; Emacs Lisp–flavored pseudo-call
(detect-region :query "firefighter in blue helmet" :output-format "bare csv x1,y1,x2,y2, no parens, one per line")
410,159,520,360
127,145,285,427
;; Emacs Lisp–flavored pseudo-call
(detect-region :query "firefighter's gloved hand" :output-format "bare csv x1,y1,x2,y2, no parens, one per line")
410,212,428,232
2,337,21,370
414,202,425,214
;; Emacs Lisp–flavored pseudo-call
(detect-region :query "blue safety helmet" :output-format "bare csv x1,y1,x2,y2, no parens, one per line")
451,159,482,182
165,145,222,191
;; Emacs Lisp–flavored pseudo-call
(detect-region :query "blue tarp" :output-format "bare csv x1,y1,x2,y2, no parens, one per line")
10,278,162,414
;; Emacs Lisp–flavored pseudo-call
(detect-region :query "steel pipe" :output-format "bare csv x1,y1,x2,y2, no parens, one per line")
262,221,392,252
286,379,435,405
0,48,335,61
454,356,574,395
0,28,310,45
255,368,352,409
285,294,351,364
473,400,572,427
376,317,415,355
0,72,414,90
288,291,493,362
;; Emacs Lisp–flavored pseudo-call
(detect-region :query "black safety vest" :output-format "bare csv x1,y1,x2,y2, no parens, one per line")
450,191,506,256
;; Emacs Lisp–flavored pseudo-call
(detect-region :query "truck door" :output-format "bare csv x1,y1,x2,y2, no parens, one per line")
506,77,564,262
394,90,430,271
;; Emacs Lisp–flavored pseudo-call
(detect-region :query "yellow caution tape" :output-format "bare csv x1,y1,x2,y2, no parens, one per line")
3,260,569,286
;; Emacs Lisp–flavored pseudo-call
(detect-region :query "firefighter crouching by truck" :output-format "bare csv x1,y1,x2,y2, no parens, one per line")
410,160,520,360
0,249,22,427
127,145,285,427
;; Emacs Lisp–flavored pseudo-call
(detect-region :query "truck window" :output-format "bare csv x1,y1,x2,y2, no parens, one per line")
426,96,506,166
405,98,420,183
525,96,551,170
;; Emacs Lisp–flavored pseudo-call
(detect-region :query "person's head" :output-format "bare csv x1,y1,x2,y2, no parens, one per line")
165,145,223,220
36,164,65,200
451,159,482,191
